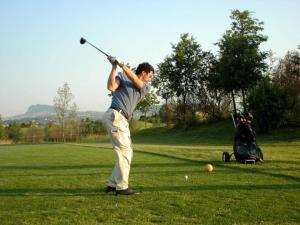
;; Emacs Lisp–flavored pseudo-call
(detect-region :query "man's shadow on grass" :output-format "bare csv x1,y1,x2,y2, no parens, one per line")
140,183,300,192
134,149,300,183
0,183,299,197
0,164,111,171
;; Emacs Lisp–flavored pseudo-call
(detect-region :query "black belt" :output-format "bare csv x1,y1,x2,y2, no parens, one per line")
110,106,129,120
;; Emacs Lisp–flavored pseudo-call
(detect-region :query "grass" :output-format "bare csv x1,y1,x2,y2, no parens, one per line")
132,119,235,145
0,121,299,225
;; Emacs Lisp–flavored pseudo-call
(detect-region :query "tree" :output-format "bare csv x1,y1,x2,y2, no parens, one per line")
67,102,79,141
6,123,21,143
79,118,106,138
79,118,93,137
152,57,174,103
44,122,51,142
156,33,213,126
152,57,174,127
136,91,159,126
214,10,268,113
247,78,292,132
0,115,4,140
206,58,233,120
273,50,300,126
23,124,44,143
53,83,77,142
44,122,60,142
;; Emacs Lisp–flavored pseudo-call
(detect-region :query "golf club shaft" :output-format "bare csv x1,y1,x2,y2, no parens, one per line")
85,40,109,57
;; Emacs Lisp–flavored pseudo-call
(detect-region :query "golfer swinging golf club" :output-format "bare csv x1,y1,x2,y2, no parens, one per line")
104,55,154,195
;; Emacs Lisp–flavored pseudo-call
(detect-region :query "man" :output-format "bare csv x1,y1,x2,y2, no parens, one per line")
104,56,154,195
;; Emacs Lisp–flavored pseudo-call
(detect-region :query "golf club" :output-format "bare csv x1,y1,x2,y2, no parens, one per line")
80,37,109,57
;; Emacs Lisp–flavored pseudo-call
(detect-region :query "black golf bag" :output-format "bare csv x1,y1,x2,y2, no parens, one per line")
222,111,264,164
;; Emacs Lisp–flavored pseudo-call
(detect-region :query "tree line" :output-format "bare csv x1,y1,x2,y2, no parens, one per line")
152,9,300,131
0,81,160,144
0,81,161,143
0,83,108,143
0,115,107,143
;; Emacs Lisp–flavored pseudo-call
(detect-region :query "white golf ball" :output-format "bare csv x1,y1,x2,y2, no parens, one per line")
184,175,188,181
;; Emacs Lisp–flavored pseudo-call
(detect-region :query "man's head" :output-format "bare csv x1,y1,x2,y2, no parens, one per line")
136,62,154,82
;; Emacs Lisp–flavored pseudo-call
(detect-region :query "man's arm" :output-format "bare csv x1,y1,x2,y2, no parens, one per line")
107,55,144,90
107,63,120,92
120,65,144,89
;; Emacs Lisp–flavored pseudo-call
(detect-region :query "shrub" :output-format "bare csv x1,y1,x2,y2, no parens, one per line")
6,123,22,143
247,79,292,132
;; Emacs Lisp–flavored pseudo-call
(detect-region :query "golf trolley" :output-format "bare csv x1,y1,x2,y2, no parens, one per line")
222,110,264,164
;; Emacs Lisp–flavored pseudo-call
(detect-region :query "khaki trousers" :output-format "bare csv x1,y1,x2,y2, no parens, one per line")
104,108,133,190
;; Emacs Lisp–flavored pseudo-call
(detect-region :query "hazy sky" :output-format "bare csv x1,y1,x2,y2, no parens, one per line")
0,0,299,118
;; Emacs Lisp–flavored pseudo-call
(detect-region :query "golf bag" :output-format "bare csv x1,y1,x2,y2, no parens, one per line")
222,111,264,163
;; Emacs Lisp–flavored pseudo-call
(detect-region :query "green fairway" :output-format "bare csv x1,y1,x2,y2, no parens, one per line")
0,127,300,224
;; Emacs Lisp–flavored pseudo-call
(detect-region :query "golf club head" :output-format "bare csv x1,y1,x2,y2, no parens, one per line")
80,37,86,45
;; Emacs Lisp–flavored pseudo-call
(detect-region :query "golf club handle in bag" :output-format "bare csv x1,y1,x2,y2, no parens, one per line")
231,113,237,128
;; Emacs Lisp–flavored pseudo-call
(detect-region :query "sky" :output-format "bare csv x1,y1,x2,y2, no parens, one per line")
0,0,299,118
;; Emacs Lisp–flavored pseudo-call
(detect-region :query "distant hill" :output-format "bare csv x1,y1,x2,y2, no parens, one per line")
26,104,56,117
3,104,162,124
4,104,104,124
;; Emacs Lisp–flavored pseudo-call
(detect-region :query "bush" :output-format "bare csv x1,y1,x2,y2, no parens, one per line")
6,123,22,143
0,125,5,140
158,104,176,127
273,50,300,126
0,116,4,139
22,126,45,143
44,124,61,142
247,79,292,133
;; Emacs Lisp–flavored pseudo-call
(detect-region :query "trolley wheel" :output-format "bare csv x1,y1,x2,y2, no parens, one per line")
222,152,230,162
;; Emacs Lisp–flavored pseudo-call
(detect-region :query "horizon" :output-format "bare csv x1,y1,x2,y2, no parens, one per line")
1,0,299,117
3,103,105,120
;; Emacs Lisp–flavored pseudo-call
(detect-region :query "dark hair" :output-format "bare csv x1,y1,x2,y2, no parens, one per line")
135,62,154,75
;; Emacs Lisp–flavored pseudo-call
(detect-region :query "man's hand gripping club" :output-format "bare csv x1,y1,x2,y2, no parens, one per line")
107,56,144,90
107,56,125,68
